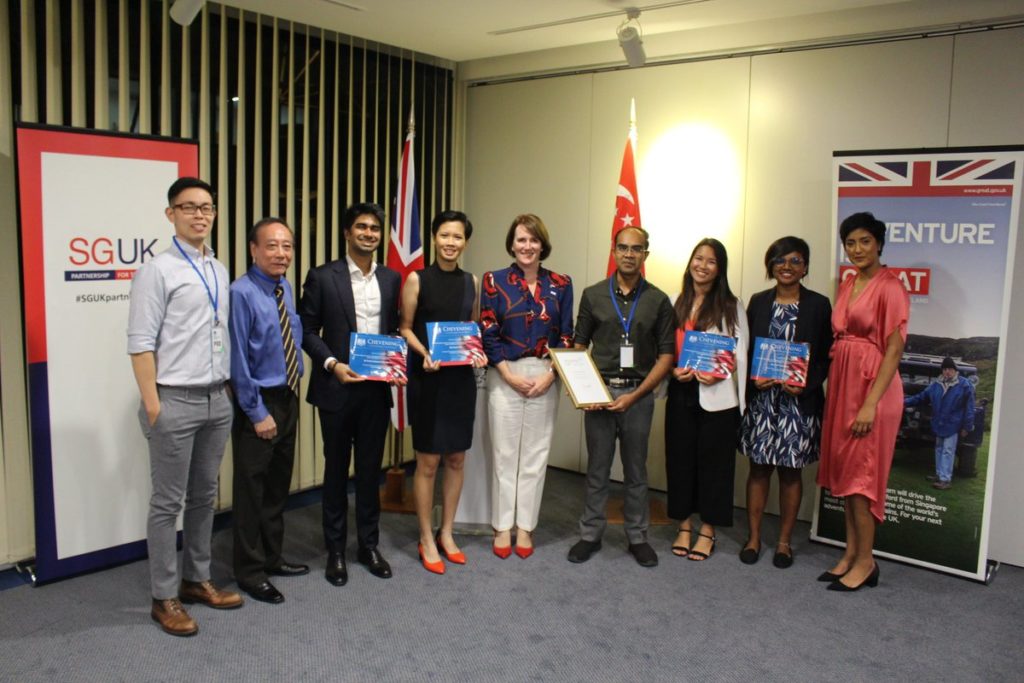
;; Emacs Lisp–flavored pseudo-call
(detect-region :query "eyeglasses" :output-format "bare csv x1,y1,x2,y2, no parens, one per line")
615,244,647,255
172,202,217,217
772,256,805,267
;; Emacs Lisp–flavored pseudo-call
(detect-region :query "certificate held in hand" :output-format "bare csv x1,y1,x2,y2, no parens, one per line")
750,337,809,387
348,332,408,382
678,330,737,379
426,321,485,366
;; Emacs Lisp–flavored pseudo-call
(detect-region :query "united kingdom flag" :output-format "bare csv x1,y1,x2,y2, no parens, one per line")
386,113,424,431
837,155,1017,197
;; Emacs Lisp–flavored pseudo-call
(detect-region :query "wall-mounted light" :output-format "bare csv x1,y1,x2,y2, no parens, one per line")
169,0,204,26
617,8,646,68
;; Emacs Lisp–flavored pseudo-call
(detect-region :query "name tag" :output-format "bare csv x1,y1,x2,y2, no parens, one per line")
619,343,634,368
212,325,225,354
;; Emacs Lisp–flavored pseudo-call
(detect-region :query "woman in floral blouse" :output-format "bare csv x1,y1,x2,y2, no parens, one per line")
481,214,573,559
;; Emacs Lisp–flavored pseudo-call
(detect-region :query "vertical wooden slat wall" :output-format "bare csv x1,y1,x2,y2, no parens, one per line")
0,0,454,566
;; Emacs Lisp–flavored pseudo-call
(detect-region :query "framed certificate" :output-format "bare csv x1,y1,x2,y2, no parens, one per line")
750,337,809,387
348,332,408,382
678,330,737,379
549,348,612,408
426,321,485,366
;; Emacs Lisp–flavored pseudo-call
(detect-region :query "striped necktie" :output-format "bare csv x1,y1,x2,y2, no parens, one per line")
274,284,300,394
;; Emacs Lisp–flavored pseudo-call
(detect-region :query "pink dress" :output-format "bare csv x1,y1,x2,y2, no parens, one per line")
818,268,909,523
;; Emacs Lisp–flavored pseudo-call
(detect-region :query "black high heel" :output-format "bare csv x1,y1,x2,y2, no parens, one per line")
817,569,847,582
827,564,879,592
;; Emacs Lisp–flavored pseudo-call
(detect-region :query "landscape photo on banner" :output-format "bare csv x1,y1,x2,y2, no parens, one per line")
812,147,1023,581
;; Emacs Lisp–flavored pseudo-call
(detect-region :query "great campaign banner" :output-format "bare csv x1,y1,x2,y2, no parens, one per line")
17,125,198,583
811,146,1023,580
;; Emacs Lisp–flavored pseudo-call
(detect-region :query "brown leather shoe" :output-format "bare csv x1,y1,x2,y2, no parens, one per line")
151,598,198,637
179,580,244,610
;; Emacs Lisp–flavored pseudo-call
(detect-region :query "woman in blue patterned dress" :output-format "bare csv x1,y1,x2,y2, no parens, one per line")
739,237,832,568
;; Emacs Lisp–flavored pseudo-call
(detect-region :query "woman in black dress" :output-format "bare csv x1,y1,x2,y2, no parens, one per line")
399,210,486,575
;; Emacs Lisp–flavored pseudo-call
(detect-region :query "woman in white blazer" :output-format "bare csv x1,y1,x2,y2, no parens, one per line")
664,238,748,561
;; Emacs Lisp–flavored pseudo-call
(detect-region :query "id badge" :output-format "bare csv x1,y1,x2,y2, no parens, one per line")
212,325,225,354
619,343,634,368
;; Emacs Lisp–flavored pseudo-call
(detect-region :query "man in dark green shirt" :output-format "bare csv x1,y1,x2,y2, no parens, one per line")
568,226,675,567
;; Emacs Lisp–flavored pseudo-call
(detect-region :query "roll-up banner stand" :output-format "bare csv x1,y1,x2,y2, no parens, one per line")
812,146,1024,581
16,125,199,583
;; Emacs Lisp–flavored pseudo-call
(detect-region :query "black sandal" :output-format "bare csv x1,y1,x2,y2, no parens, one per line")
671,525,692,558
688,532,717,561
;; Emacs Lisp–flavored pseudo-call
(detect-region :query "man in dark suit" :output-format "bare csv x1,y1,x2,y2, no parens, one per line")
300,202,403,585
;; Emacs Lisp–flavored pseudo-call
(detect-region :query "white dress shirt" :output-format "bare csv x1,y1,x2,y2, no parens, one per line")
346,254,381,335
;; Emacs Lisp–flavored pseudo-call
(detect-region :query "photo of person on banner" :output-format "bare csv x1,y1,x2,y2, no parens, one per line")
903,356,975,491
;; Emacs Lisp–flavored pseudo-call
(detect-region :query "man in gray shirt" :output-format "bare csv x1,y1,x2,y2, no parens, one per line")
128,177,242,637
568,226,675,567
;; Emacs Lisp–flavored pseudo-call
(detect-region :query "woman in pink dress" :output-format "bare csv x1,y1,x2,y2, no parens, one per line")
818,212,909,592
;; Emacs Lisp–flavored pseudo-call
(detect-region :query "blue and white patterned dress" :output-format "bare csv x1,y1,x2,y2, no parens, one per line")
740,302,821,468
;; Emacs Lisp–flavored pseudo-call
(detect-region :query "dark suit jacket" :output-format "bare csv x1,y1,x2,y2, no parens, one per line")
746,285,833,415
299,259,402,412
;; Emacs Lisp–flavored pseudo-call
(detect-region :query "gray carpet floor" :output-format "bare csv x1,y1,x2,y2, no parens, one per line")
1,467,1021,682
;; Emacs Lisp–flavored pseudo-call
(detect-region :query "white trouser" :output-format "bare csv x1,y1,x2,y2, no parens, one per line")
486,358,559,532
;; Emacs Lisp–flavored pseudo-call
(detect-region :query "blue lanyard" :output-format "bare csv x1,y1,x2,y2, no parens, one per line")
173,236,220,325
608,276,645,340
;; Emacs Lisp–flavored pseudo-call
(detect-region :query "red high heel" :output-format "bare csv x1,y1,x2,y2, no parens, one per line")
493,531,512,559
418,543,445,575
436,532,466,565
515,530,534,559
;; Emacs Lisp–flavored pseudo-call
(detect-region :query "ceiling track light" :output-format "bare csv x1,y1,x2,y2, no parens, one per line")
617,8,646,68
169,0,204,27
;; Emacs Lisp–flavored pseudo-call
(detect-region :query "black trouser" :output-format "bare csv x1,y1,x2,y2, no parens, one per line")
318,382,390,553
232,387,299,584
664,381,740,526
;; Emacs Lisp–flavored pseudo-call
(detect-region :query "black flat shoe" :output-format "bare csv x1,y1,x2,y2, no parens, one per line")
325,552,348,586
817,569,848,582
772,542,793,569
238,579,284,604
827,564,880,592
268,561,310,577
567,539,601,564
739,544,760,565
357,547,393,579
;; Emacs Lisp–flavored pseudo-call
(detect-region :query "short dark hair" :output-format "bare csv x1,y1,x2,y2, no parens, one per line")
764,236,810,279
840,211,886,255
431,210,473,240
615,226,650,250
167,177,214,205
248,216,293,244
505,214,552,261
342,202,386,234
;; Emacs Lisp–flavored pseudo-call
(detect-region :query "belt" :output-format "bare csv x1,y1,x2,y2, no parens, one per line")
605,377,641,388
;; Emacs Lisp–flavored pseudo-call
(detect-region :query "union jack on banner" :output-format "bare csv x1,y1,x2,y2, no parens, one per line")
607,98,644,276
386,114,423,431
837,156,1017,197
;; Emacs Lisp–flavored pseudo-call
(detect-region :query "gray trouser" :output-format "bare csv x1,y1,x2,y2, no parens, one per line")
579,388,655,545
139,384,232,600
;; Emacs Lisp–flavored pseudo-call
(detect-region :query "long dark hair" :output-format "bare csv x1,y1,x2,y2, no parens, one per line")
673,237,738,335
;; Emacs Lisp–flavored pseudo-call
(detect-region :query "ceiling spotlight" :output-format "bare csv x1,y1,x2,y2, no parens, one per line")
617,8,646,68
169,0,204,26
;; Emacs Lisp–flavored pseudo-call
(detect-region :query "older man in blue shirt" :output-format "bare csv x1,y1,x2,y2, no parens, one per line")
229,217,308,604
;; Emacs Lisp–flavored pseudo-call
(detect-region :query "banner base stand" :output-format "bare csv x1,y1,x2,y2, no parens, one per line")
984,559,1001,586
15,560,37,587
380,467,416,514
